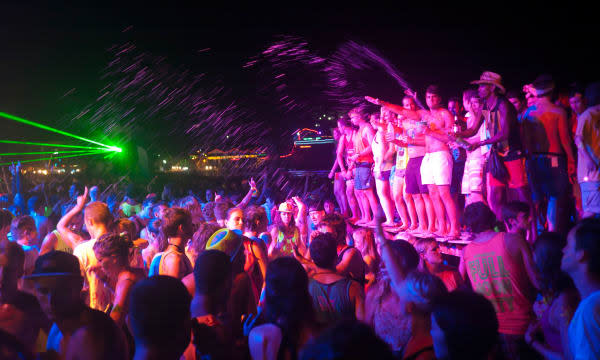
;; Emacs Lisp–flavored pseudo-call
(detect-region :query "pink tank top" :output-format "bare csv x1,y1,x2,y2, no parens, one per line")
463,233,535,335
353,126,374,163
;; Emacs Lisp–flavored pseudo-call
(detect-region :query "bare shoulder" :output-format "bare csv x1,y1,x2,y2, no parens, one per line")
436,108,453,118
163,251,182,264
43,231,57,242
417,109,429,118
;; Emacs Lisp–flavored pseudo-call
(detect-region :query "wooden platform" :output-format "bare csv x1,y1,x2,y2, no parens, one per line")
353,222,472,258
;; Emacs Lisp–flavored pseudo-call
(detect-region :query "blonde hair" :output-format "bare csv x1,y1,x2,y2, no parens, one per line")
353,228,378,260
400,271,447,313
84,201,113,227
414,237,436,256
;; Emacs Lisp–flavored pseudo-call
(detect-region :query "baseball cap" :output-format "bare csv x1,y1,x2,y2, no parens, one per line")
25,251,81,279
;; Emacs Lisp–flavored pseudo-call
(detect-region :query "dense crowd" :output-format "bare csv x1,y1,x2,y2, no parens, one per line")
1,70,600,359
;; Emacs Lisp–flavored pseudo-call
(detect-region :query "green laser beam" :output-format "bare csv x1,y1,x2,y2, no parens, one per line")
0,111,115,150
0,150,108,166
0,150,106,156
0,140,111,150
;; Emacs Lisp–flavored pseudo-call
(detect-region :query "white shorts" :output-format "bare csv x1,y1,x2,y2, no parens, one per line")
420,151,453,186
461,150,484,194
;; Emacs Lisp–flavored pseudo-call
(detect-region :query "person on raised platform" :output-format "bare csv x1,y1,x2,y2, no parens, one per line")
348,107,379,227
386,95,434,234
335,117,362,223
367,85,460,239
370,111,399,228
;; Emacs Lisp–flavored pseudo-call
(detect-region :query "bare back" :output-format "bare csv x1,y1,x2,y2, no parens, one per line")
522,100,568,155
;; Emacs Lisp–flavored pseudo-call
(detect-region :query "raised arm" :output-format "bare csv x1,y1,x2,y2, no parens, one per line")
374,211,407,294
292,196,307,237
365,96,421,120
39,232,58,256
236,178,257,209
57,186,88,249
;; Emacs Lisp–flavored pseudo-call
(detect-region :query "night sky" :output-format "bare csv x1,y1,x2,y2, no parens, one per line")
1,3,598,154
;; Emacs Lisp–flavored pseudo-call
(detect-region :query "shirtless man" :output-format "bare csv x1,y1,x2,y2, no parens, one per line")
521,75,576,233
335,118,361,222
367,85,460,238
348,107,378,226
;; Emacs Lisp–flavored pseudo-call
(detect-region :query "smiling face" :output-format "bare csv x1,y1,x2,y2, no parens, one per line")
225,209,244,231
280,211,292,226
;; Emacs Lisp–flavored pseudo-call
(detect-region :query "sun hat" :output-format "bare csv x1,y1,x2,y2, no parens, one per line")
471,71,506,94
278,202,294,213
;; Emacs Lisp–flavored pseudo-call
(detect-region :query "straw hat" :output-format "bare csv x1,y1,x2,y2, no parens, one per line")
471,71,506,94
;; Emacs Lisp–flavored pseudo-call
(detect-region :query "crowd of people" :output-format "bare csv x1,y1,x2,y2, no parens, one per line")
1,70,599,359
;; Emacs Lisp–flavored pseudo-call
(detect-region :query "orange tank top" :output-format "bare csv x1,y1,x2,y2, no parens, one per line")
353,126,374,163
463,233,534,335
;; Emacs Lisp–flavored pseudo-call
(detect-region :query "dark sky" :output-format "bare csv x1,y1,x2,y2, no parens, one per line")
1,3,598,152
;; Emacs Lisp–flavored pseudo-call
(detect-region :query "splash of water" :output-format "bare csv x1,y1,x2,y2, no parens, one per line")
58,37,269,176
325,41,424,109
